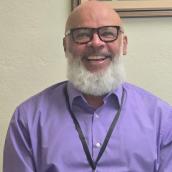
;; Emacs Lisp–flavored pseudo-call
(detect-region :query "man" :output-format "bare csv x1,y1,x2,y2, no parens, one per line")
3,1,172,172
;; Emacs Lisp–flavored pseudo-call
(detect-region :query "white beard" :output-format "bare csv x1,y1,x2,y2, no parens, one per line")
66,52,126,96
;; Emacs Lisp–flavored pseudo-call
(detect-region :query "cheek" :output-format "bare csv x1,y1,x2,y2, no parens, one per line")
67,43,86,58
108,42,122,56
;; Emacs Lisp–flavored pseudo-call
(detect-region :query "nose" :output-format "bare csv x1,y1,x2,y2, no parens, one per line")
87,33,105,48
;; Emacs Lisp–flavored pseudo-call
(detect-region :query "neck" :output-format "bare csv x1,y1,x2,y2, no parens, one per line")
83,94,104,108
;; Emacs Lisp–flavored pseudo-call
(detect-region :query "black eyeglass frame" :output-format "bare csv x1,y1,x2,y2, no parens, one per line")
65,25,123,44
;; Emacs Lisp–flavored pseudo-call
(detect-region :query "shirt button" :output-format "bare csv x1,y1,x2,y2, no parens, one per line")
95,142,101,148
95,114,99,118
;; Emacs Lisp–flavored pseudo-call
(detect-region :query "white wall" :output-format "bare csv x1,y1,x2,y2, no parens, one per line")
123,17,172,103
0,0,70,170
0,1,172,170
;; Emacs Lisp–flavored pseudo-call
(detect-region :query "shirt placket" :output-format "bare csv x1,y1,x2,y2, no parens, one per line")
92,111,103,162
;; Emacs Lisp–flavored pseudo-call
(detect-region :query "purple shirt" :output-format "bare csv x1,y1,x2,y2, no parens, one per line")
3,81,172,172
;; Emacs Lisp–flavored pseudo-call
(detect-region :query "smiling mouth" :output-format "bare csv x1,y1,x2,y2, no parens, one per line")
85,56,111,61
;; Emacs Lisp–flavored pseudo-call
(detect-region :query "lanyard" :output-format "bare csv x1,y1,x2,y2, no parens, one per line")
64,85,125,171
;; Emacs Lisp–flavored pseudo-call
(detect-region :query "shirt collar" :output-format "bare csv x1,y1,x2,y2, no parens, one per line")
66,81,124,110
104,83,124,108
67,82,84,106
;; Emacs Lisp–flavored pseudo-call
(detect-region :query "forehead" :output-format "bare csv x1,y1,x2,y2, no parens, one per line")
66,2,121,30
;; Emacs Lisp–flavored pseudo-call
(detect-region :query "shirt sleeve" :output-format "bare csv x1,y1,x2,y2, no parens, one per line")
3,106,36,172
158,108,172,172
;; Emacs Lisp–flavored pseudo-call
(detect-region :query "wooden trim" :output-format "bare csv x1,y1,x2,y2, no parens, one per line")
72,0,172,17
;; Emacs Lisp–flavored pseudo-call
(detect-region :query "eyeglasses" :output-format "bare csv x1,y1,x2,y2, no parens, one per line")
65,26,123,44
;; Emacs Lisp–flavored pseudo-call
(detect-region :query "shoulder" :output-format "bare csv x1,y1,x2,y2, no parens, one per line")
123,82,172,127
20,81,67,107
123,82,171,106
123,82,172,120
13,81,68,122
123,82,156,97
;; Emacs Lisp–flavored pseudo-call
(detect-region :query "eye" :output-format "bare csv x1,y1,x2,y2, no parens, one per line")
99,27,118,41
73,29,91,41
100,31,116,38
76,32,90,39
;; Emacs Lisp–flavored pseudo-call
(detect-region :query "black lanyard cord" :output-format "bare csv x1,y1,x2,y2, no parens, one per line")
64,84,125,170
95,89,125,164
69,108,96,169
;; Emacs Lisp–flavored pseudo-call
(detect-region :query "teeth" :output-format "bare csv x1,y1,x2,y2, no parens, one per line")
87,56,105,60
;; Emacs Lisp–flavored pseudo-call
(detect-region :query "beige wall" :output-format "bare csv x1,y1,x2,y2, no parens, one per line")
0,1,172,170
123,17,172,103
0,0,70,170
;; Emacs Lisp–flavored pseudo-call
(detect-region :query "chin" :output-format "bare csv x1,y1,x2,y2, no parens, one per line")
67,54,126,96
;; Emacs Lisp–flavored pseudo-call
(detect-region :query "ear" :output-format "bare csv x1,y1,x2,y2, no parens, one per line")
63,37,66,52
122,35,128,55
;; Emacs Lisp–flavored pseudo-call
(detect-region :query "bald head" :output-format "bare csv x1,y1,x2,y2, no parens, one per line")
65,1,122,33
